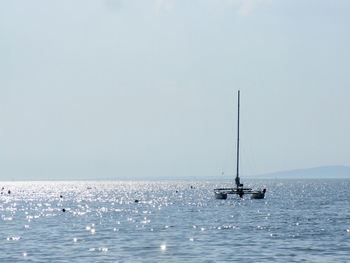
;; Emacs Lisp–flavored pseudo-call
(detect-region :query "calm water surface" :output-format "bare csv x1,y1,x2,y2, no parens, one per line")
1,179,350,262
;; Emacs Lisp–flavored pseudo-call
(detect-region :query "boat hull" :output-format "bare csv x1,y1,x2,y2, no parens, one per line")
214,192,227,200
250,192,265,199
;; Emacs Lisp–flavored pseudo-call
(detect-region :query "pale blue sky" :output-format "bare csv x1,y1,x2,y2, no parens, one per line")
1,0,349,180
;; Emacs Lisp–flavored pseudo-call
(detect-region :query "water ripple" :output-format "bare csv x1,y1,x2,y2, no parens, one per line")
0,180,350,262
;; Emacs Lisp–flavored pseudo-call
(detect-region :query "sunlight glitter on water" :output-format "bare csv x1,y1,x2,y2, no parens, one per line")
1,180,350,262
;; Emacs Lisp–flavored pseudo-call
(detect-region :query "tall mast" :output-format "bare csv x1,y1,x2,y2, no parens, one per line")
235,90,240,188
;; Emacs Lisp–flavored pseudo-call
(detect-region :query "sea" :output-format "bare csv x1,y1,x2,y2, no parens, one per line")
1,179,350,263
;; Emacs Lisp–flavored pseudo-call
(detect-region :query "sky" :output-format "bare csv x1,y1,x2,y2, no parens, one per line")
1,0,349,180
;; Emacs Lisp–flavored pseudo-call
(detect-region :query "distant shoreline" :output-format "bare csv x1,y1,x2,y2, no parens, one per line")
252,165,350,179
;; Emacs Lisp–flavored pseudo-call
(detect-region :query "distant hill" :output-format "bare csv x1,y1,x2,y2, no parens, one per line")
256,166,350,179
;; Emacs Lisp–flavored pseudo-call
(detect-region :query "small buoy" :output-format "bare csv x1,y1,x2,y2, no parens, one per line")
176,190,178,193
8,190,11,194
134,200,139,203
62,208,66,212
60,195,63,198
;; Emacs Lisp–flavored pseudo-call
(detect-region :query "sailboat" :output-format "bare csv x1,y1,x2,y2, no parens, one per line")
214,91,266,200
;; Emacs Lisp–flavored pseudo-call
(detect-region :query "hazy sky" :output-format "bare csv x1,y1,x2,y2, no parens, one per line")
1,0,349,180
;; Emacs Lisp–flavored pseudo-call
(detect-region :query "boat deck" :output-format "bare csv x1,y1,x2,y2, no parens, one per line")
214,187,266,199
214,187,257,194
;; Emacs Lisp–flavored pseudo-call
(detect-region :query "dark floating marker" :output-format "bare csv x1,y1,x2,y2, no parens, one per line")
62,208,66,212
60,195,63,198
134,200,139,203
8,190,11,194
